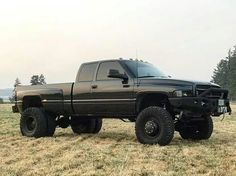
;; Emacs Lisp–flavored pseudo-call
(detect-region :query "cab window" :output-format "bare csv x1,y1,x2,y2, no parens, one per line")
96,61,124,81
78,63,97,82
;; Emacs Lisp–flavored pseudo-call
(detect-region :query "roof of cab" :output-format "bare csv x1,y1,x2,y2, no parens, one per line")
81,58,143,65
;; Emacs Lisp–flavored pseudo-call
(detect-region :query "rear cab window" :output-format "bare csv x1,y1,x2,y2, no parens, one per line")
77,63,98,82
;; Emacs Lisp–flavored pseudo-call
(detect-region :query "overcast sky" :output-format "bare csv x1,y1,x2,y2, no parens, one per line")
0,0,235,89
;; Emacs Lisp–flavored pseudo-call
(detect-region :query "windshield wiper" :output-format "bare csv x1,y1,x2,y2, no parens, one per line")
138,76,156,78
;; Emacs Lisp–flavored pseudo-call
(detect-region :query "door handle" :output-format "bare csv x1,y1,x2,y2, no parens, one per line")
91,85,98,89
123,84,130,88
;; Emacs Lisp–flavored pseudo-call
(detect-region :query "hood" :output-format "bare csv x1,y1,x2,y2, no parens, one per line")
139,77,220,88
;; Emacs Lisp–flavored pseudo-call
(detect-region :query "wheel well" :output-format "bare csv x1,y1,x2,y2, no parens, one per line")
137,93,171,113
23,96,43,110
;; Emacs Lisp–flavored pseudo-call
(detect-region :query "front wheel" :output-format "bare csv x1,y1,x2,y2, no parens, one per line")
135,106,174,146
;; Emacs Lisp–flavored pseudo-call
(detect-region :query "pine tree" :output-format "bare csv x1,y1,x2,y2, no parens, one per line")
228,46,236,99
212,45,236,100
9,78,21,103
14,78,21,87
39,74,46,85
232,45,236,57
0,97,3,104
30,75,40,85
212,59,229,88
30,74,46,85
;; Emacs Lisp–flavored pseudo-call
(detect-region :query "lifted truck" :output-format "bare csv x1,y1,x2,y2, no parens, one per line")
13,59,231,146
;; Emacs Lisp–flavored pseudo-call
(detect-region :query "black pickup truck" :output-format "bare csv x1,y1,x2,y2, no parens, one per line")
13,59,231,146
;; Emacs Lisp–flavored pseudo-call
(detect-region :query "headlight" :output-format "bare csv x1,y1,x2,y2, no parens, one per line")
173,89,193,97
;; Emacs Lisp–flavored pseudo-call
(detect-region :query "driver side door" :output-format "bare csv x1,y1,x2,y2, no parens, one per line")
90,61,135,116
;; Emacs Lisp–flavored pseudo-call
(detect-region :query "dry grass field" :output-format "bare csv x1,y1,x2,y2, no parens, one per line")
0,104,235,176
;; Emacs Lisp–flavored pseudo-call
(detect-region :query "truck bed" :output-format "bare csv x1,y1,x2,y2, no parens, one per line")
16,83,74,114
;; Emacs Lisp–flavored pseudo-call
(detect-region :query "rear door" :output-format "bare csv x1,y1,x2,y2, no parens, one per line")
90,61,135,116
72,63,98,115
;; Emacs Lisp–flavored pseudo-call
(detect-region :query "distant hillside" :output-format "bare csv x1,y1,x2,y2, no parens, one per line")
0,88,13,100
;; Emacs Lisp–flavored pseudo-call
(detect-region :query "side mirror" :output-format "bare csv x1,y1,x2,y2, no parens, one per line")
108,69,128,81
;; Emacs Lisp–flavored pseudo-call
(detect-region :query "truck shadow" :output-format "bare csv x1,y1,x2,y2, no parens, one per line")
171,135,236,147
54,131,236,146
54,131,136,142
95,131,136,142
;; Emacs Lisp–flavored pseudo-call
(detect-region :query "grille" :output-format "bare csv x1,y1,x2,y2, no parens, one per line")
196,85,222,99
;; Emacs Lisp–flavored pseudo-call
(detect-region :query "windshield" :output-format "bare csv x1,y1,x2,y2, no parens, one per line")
124,60,167,78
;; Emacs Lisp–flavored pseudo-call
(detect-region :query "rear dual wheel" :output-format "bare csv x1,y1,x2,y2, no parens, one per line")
71,118,103,134
20,108,102,137
20,107,56,138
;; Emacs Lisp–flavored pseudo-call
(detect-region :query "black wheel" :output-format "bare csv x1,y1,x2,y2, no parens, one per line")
71,118,96,134
20,107,48,138
57,117,70,129
179,115,213,140
179,128,190,139
135,106,174,146
46,112,56,137
93,119,103,134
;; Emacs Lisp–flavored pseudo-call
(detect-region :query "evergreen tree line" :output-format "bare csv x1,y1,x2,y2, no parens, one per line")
212,45,236,100
8,74,46,103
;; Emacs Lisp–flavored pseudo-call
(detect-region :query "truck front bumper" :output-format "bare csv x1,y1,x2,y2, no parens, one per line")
169,88,231,116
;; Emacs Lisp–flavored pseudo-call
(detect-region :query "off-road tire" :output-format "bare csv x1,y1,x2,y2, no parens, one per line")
179,128,190,139
135,106,174,146
179,115,213,140
20,107,48,138
71,118,96,134
45,112,56,137
93,119,103,134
